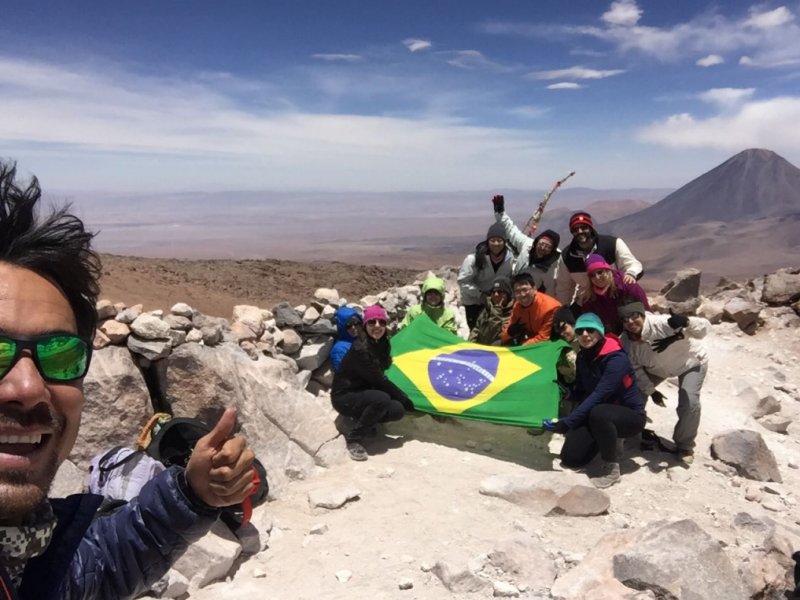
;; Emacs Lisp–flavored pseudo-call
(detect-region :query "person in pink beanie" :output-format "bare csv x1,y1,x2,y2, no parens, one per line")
580,254,650,334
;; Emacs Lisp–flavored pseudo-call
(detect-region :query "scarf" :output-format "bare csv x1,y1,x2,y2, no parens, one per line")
0,501,56,588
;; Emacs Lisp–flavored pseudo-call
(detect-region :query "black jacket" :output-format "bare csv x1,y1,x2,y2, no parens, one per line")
561,233,618,274
331,338,412,409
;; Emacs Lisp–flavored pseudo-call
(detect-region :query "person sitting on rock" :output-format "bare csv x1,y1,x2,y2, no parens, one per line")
331,305,414,461
0,160,257,599
399,274,458,335
468,276,514,345
580,254,650,334
618,301,710,465
330,306,362,372
457,222,514,330
491,194,561,296
500,271,561,346
543,313,646,489
554,211,643,306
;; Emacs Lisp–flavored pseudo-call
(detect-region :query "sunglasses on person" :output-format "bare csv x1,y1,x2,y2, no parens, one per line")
365,319,387,327
345,319,361,329
575,328,598,336
589,269,610,279
0,333,92,382
621,313,643,322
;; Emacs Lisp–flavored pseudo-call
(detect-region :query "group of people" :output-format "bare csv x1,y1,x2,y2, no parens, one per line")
329,194,710,493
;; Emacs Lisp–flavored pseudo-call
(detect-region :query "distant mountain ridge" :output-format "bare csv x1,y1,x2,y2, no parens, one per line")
608,148,800,238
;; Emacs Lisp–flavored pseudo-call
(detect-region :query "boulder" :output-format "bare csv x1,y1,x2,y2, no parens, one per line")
479,475,566,514
115,303,143,324
170,302,195,317
92,330,111,350
302,306,320,325
96,299,117,320
761,267,800,305
129,314,170,340
723,297,762,334
231,305,266,338
100,320,131,344
73,346,152,468
273,302,302,328
230,321,257,343
757,414,792,434
660,268,701,302
295,338,334,372
696,298,725,324
551,485,611,517
170,521,242,589
487,537,556,594
431,561,491,594
127,335,172,361
298,320,337,336
163,314,193,331
612,519,745,600
281,329,303,355
710,429,782,482
751,395,781,419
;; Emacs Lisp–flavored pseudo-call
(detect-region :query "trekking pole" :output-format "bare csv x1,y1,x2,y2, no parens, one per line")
523,171,576,236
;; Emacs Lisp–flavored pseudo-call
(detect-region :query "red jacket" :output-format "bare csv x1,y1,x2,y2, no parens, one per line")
501,291,562,345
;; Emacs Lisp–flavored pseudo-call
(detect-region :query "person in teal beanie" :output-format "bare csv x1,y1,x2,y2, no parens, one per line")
542,312,645,488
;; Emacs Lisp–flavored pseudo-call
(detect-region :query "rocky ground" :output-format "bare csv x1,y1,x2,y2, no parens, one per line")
177,321,800,599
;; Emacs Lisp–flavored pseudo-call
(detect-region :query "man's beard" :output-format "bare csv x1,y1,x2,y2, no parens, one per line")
0,404,63,525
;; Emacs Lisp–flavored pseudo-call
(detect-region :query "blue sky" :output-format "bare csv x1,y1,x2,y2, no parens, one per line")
2,0,799,193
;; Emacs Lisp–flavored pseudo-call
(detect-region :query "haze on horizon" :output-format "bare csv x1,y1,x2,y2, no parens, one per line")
2,1,800,196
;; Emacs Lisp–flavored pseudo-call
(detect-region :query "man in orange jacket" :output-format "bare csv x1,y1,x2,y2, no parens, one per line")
501,271,562,346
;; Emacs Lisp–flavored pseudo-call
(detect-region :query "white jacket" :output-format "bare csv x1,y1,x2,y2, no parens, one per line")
494,212,560,294
457,247,514,306
623,312,710,396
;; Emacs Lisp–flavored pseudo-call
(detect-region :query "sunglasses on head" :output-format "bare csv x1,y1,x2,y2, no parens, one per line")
575,327,598,336
366,319,387,327
0,333,92,382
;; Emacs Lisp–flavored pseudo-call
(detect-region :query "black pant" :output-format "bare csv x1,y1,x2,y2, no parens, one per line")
332,390,406,442
464,304,483,330
560,404,645,467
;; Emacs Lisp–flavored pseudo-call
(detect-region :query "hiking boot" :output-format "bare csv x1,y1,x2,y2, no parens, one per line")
590,461,620,489
677,449,694,465
346,441,368,461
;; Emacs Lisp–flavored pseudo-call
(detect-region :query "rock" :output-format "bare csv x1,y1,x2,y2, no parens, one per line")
397,577,414,590
335,570,352,583
232,305,266,338
193,314,227,347
273,302,303,328
308,486,360,509
431,561,491,594
479,475,560,514
130,314,171,340
321,304,336,319
50,459,85,497
92,330,111,349
302,306,320,325
298,320,337,336
612,519,745,600
309,523,328,535
96,299,117,320
551,485,610,517
761,267,800,305
185,329,203,343
752,395,781,418
115,303,143,324
311,361,334,388
492,580,519,597
723,297,762,334
314,288,340,305
757,414,792,434
151,569,189,599
100,319,130,344
281,329,303,354
171,521,242,589
660,269,701,302
696,298,725,324
200,325,223,346
168,329,187,347
711,429,782,482
487,537,556,594
72,346,152,468
163,314,193,331
295,338,334,372
127,335,172,361
230,321,257,343
170,302,195,317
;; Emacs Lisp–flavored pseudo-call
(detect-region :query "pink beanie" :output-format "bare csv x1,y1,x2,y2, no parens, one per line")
585,253,612,274
363,305,388,322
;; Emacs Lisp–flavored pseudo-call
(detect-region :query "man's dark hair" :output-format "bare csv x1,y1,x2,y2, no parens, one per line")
512,271,535,288
0,161,101,339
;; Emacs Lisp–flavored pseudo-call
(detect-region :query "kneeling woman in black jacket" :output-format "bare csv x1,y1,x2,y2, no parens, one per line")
331,305,414,461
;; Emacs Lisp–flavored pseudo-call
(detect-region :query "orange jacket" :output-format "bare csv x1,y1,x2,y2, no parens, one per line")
501,291,562,345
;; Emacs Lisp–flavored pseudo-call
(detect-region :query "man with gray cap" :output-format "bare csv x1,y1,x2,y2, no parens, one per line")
619,301,710,464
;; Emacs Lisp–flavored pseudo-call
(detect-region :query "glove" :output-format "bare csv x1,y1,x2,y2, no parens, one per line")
650,390,666,407
507,321,526,338
650,331,684,353
542,418,568,433
667,309,689,331
491,194,505,214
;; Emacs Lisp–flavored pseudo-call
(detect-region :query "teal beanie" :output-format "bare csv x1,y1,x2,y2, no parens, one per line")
575,312,605,335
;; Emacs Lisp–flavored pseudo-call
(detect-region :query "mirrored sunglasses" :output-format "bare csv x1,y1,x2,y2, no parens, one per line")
366,319,387,327
575,328,597,336
0,333,92,382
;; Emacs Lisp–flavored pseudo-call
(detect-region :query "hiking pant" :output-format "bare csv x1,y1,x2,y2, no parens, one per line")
464,304,483,330
673,363,706,452
560,404,646,467
332,390,406,442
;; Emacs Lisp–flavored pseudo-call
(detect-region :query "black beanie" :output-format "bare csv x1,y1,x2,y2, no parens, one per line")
490,276,513,297
535,229,561,250
486,223,506,241
550,306,577,341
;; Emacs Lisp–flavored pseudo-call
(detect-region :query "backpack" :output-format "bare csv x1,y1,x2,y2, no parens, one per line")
89,413,269,529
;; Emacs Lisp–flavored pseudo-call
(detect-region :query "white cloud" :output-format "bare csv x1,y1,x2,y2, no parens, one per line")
636,96,800,152
547,82,583,90
508,105,550,119
0,56,554,192
443,50,513,72
528,65,624,80
696,54,724,67
744,6,794,29
311,53,363,63
601,0,642,27
403,38,432,52
699,87,755,107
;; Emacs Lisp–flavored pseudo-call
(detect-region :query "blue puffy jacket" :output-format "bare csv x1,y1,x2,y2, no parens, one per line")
330,306,361,372
1,467,218,600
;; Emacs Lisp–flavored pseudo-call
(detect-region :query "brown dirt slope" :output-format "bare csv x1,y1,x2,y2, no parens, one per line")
99,254,420,318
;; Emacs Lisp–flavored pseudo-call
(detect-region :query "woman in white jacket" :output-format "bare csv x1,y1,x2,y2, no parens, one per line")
458,222,514,330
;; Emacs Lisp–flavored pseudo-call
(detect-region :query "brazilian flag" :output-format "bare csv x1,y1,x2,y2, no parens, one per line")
388,315,568,427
